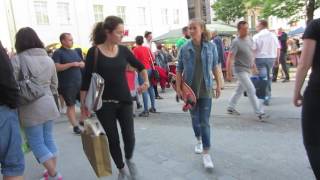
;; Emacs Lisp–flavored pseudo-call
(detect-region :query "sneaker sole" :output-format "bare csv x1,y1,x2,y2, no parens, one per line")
227,110,240,115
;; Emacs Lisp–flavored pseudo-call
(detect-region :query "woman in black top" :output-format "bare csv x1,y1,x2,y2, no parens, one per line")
294,18,320,179
81,16,149,180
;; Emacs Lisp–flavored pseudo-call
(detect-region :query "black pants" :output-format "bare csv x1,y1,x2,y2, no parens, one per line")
302,88,320,179
96,102,135,169
273,51,290,81
153,85,159,97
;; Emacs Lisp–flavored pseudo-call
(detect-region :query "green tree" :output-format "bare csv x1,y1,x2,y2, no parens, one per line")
246,0,320,24
212,0,247,24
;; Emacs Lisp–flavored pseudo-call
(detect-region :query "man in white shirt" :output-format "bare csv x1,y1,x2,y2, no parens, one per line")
253,20,280,105
143,31,157,53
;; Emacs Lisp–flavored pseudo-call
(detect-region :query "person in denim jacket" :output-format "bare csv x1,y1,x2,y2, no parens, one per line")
176,19,222,169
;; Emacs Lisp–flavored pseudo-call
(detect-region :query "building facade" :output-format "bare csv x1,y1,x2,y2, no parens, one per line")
188,0,212,24
0,0,189,49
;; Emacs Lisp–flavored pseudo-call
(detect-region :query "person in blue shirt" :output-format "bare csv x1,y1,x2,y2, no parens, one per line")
176,18,222,169
52,33,85,135
212,30,226,88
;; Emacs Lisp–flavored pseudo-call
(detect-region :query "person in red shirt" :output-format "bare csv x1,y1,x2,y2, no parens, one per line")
133,36,157,117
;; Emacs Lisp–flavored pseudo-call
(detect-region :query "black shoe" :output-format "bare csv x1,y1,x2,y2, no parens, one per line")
79,121,84,126
139,111,149,117
263,100,270,106
282,79,290,83
155,96,163,100
73,126,82,135
149,108,157,113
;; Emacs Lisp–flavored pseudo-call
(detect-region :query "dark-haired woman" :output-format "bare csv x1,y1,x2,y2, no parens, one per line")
81,16,148,180
176,19,222,169
132,36,157,117
11,27,62,180
294,18,320,180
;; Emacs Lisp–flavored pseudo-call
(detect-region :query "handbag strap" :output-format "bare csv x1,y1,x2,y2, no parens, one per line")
93,47,99,73
147,48,155,70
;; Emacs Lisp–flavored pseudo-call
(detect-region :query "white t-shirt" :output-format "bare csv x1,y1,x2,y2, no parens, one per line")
143,40,157,53
253,29,280,58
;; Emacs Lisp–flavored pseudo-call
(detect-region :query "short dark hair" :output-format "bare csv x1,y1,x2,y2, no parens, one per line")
144,31,152,38
90,16,124,45
59,33,71,42
135,36,144,45
259,20,268,28
15,27,44,53
237,21,248,30
156,43,162,50
182,26,188,33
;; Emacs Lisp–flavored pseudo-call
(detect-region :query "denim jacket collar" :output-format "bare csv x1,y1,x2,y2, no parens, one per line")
185,40,210,52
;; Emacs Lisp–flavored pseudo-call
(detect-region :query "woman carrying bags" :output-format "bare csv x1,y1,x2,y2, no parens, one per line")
81,16,149,180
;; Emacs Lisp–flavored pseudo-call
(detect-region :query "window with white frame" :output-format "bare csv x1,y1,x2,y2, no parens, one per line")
34,1,49,25
93,4,104,22
57,2,71,25
116,6,126,23
173,9,180,24
161,8,168,25
137,7,146,25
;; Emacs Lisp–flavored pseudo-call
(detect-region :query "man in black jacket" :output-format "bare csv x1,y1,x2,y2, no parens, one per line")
0,41,25,180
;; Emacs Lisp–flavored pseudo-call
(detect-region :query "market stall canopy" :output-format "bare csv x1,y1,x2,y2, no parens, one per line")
288,27,305,37
153,21,237,43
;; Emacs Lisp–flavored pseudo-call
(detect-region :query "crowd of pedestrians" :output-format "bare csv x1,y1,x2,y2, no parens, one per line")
0,14,320,180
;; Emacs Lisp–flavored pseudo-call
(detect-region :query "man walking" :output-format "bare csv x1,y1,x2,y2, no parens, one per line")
273,28,290,82
253,20,280,105
226,21,268,120
52,33,85,134
176,26,190,50
212,30,226,89
0,41,25,180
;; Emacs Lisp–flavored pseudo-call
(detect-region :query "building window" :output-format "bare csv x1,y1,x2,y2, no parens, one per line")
93,4,104,22
116,6,126,23
57,2,71,25
34,1,49,25
161,8,168,25
173,9,180,24
137,7,146,25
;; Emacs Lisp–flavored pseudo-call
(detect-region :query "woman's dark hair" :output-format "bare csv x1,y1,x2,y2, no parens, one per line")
135,36,144,45
15,27,44,53
90,16,124,45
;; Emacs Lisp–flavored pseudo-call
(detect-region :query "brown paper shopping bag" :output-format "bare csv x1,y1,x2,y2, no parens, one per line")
81,119,112,177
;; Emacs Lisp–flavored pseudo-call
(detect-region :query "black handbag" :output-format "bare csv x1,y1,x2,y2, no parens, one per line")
17,56,45,106
251,76,268,99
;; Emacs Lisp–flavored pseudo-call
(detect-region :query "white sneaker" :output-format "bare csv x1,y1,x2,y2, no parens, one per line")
202,154,214,169
194,142,203,154
60,107,67,114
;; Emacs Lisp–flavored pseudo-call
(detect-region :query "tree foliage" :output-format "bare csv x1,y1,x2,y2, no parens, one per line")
212,0,247,24
246,0,320,24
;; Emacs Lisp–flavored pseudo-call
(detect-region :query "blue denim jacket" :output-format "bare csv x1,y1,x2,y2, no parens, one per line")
177,40,218,90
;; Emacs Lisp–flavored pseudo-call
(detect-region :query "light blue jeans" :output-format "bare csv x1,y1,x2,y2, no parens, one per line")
228,71,264,114
255,58,276,99
25,120,58,164
190,98,212,150
138,69,156,112
0,106,25,176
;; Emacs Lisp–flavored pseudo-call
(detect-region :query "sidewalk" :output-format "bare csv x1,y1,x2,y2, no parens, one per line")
9,81,315,180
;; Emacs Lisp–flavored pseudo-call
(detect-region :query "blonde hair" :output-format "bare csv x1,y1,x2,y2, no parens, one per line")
189,18,211,42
